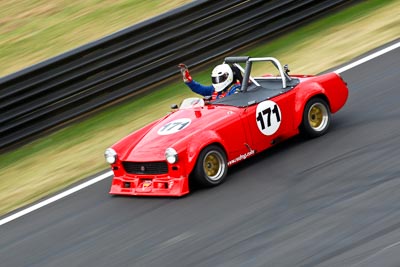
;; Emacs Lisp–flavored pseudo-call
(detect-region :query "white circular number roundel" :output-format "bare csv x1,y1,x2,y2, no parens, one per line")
157,118,191,135
256,100,282,136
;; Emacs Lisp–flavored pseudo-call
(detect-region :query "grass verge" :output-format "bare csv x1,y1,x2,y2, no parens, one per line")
0,0,399,216
0,0,192,78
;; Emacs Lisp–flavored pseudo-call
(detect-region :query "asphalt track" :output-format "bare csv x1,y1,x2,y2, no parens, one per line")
1,40,399,267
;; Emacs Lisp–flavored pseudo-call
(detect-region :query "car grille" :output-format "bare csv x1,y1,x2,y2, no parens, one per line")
122,161,168,174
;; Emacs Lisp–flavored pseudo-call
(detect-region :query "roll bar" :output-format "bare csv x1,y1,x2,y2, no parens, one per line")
224,56,291,92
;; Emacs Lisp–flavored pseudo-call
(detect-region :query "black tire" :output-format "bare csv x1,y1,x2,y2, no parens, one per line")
192,145,228,187
300,97,331,138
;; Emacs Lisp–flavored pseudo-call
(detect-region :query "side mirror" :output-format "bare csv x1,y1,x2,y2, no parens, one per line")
283,64,292,83
284,64,290,74
170,104,179,110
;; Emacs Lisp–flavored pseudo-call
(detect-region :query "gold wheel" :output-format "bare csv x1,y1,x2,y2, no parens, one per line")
308,103,329,131
193,145,227,187
202,150,225,182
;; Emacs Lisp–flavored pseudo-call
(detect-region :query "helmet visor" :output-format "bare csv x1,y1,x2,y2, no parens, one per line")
212,73,229,84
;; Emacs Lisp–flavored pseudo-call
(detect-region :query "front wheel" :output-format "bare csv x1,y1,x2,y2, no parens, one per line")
192,145,228,187
300,98,331,138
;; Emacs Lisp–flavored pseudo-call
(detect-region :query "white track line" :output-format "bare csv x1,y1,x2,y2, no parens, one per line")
0,171,113,226
334,41,400,74
1,41,399,227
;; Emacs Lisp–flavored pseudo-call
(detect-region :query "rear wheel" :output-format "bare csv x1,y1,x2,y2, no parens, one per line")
192,145,227,187
300,98,331,138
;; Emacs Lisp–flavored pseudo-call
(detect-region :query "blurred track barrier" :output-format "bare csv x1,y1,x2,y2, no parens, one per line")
0,0,353,150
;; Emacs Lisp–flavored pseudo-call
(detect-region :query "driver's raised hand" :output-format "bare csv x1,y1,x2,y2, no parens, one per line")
178,63,192,83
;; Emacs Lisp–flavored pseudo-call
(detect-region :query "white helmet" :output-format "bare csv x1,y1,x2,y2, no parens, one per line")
211,64,234,92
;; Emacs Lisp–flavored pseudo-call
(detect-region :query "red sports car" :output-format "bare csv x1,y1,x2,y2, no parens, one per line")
105,56,348,196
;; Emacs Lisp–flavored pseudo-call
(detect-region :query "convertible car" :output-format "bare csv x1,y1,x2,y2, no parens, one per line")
105,56,348,196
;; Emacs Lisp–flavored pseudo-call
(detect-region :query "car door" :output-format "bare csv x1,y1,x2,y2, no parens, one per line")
242,91,296,152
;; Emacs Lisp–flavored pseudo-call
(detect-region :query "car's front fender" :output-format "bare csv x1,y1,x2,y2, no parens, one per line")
184,130,226,174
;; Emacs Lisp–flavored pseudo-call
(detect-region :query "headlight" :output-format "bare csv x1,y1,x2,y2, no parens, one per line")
165,147,178,164
104,148,117,164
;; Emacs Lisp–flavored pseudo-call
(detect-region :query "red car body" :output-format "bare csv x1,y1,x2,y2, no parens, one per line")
105,57,348,196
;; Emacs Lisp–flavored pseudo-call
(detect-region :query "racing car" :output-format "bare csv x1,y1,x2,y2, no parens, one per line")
105,56,348,196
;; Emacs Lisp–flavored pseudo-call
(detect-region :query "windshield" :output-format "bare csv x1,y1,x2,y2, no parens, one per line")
179,97,205,109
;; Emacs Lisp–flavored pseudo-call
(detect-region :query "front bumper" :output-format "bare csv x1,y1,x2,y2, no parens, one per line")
109,174,189,197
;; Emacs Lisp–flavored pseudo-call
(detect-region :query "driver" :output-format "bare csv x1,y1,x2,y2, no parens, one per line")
178,63,242,100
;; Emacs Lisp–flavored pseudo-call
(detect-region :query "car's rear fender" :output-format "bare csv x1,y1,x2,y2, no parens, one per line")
293,82,325,129
321,72,348,113
293,73,348,129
